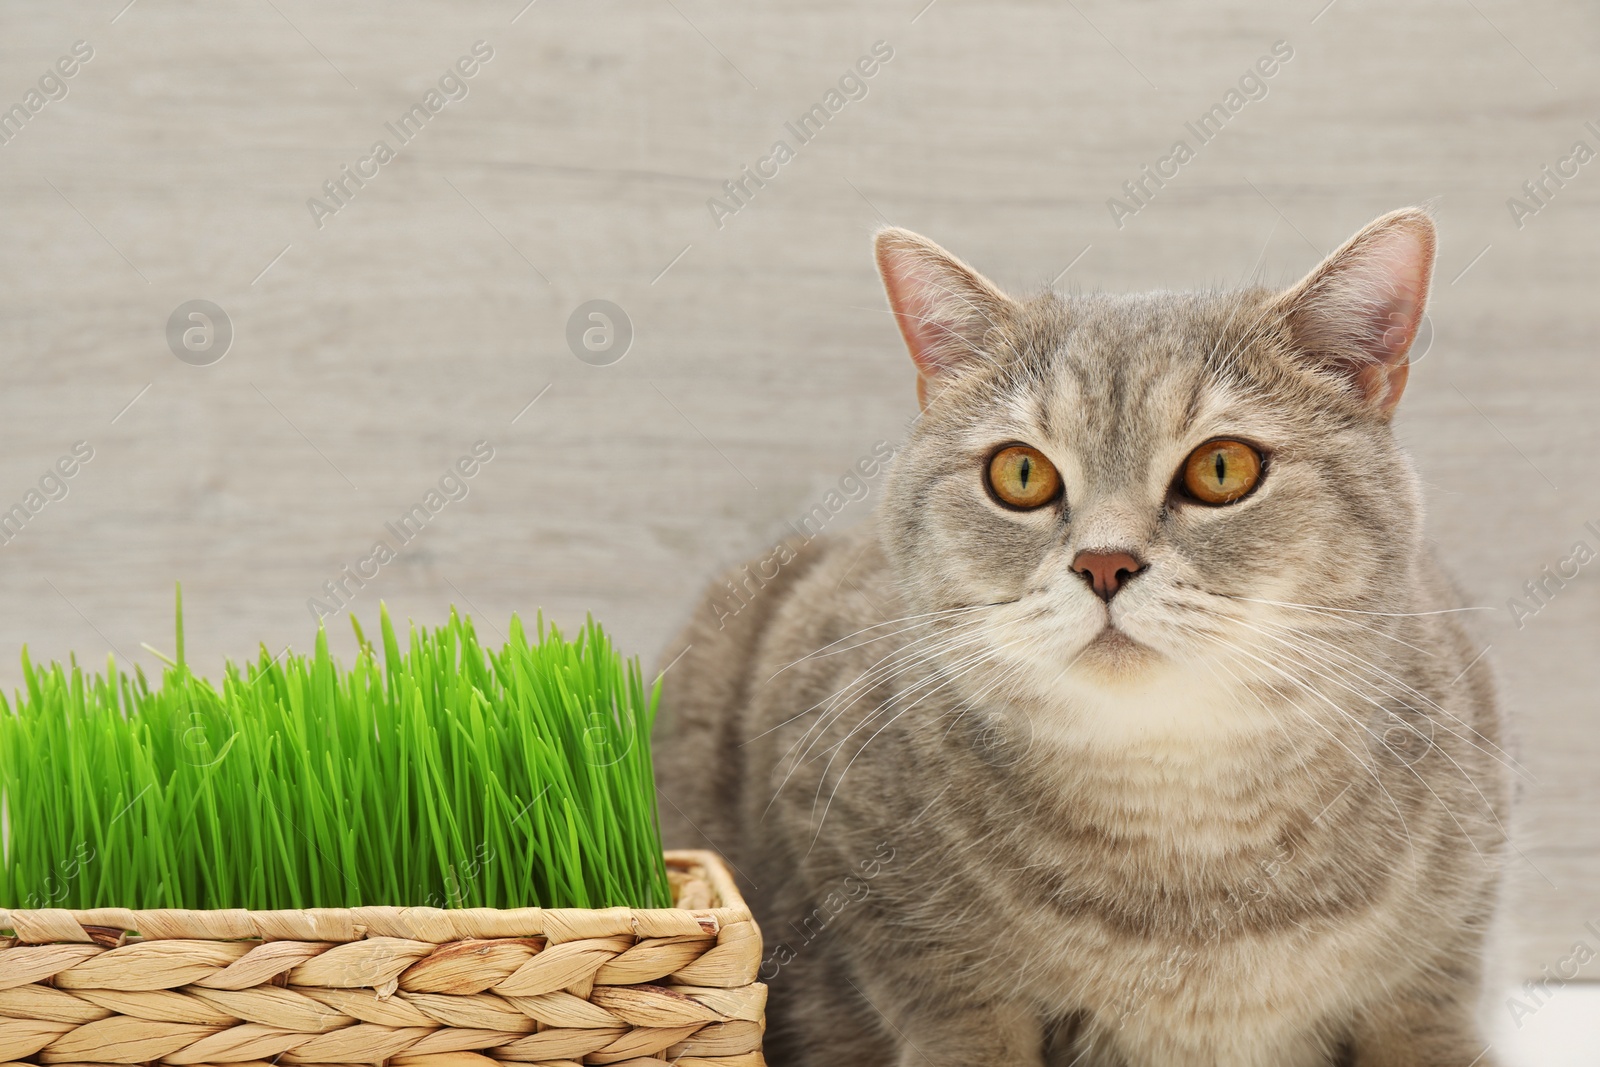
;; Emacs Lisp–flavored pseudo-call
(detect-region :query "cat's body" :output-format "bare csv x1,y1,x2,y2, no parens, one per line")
655,213,1510,1066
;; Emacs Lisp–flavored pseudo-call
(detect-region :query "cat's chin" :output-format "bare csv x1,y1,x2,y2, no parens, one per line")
1072,625,1160,682
1014,635,1273,755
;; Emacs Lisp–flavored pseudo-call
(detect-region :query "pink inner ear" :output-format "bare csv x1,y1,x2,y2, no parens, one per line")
874,228,1017,387
878,250,963,379
1281,210,1436,415
1361,230,1430,365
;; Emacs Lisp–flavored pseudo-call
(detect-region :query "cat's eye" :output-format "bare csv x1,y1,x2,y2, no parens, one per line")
1180,439,1263,505
986,445,1061,510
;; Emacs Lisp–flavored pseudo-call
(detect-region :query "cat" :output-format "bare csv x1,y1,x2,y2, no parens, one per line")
653,208,1512,1067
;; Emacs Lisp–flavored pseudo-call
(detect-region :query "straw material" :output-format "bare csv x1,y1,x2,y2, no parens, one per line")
0,852,763,1066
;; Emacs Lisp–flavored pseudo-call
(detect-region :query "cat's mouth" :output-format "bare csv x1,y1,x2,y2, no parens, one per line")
1086,625,1142,651
1075,624,1157,675
1081,620,1145,655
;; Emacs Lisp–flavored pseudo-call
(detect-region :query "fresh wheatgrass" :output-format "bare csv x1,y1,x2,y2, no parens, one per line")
0,592,671,913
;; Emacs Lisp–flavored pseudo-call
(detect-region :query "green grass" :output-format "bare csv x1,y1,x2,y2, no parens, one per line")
0,592,671,913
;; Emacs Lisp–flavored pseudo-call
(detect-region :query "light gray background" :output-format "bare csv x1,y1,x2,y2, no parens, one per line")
1,0,1595,1007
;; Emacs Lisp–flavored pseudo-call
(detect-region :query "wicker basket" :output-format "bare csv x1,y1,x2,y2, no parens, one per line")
0,850,762,1067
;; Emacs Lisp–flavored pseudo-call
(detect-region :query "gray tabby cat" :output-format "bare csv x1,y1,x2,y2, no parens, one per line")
654,208,1511,1067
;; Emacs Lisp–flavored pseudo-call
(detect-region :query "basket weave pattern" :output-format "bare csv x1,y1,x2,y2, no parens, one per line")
0,851,763,1067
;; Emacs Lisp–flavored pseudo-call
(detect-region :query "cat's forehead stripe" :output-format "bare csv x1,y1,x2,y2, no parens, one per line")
1021,293,1271,442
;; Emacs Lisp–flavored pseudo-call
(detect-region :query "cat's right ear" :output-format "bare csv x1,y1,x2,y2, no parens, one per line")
1270,207,1437,417
874,228,1019,409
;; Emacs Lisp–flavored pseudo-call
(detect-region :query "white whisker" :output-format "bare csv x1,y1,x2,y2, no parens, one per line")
763,618,1002,813
1243,614,1529,783
1237,620,1517,842
808,634,1033,847
1221,635,1487,864
1218,593,1494,619
766,603,1001,679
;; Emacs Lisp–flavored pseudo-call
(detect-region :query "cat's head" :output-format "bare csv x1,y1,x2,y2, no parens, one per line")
873,209,1436,748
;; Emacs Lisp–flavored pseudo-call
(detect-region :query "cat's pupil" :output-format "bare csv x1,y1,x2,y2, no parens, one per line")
1019,457,1031,487
1213,452,1226,485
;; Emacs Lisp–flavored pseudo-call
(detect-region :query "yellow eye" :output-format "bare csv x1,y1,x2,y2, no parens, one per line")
986,445,1061,509
1181,439,1263,505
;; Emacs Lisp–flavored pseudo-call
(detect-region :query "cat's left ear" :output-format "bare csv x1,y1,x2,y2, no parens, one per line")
875,228,1020,409
1271,207,1436,417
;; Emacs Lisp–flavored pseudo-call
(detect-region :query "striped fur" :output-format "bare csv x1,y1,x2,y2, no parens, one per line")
655,210,1510,1067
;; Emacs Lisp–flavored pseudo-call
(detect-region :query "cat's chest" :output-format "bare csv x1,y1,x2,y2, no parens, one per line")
886,749,1401,1028
948,786,1315,947
905,808,1388,1046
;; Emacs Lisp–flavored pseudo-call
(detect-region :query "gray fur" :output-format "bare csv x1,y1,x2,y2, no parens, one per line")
655,210,1511,1067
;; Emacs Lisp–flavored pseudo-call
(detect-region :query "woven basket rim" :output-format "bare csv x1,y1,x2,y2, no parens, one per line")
0,848,748,946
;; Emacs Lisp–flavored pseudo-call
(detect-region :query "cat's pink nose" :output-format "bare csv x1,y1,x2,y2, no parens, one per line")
1072,550,1145,602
